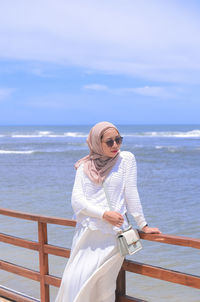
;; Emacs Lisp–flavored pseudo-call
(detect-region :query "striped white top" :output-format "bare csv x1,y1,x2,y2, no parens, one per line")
71,151,147,234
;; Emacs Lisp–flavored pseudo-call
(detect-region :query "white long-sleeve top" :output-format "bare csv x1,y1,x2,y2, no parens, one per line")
71,151,147,234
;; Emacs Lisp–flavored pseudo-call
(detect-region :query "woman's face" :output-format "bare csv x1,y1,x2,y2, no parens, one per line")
101,128,121,158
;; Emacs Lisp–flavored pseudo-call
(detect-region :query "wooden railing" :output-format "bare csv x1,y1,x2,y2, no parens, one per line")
0,207,200,302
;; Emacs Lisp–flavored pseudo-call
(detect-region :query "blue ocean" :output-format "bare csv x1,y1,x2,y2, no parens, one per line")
0,124,200,302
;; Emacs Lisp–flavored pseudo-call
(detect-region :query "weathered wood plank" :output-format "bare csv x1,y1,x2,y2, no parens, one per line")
0,232,70,258
43,243,70,258
123,260,200,289
0,260,40,282
139,232,200,249
116,269,126,296
38,222,49,302
0,233,39,251
0,208,76,227
0,285,39,302
44,274,61,287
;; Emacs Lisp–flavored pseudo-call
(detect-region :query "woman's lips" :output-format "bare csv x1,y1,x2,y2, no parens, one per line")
111,150,118,153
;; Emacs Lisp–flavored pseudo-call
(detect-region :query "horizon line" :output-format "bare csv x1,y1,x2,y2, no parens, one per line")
0,123,200,127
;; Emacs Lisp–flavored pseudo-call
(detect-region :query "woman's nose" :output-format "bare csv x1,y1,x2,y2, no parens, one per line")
113,140,118,147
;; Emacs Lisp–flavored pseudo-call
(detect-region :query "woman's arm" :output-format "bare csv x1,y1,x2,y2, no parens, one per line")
124,153,147,229
72,165,124,226
124,152,161,233
71,165,105,219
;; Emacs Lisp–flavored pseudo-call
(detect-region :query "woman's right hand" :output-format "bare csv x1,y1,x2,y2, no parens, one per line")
103,211,124,227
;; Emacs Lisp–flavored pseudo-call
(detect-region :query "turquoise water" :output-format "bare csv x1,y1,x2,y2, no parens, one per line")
0,125,200,301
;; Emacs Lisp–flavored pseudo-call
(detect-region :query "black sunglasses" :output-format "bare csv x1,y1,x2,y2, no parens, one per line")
103,136,123,147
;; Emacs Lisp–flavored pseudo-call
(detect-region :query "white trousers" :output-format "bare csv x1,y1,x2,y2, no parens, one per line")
55,226,124,302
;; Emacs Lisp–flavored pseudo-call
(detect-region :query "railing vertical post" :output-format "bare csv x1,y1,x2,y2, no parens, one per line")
38,222,50,302
116,267,126,301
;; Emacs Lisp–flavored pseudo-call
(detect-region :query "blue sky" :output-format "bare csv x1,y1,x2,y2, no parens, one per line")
0,0,200,125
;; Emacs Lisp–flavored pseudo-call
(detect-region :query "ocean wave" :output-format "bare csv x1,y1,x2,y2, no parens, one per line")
123,129,200,138
155,145,179,152
171,130,200,138
0,150,35,154
12,135,43,138
12,131,53,138
10,131,87,138
154,145,200,153
63,132,87,137
12,134,65,138
1,129,200,139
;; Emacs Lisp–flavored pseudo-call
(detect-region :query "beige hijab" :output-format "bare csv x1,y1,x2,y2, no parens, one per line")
75,121,120,184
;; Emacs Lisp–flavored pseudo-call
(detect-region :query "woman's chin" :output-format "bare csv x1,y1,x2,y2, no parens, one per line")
109,150,119,157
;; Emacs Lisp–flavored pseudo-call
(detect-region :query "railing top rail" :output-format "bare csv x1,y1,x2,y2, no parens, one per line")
1,207,200,249
138,232,200,249
0,207,76,227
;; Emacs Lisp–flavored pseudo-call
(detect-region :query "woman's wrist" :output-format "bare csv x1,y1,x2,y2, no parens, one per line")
142,224,148,230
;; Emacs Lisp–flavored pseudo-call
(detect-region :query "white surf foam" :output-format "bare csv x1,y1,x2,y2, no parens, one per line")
4,129,200,139
171,130,200,138
38,131,52,135
10,131,87,138
12,135,41,138
155,145,181,153
0,150,35,154
64,132,87,137
123,129,200,138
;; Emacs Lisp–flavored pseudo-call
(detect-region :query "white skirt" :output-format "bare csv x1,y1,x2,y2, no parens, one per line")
55,226,124,302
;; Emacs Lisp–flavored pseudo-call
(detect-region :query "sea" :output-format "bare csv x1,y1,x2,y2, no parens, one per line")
0,124,200,302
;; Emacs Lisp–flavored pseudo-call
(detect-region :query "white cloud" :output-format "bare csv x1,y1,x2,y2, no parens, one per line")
0,88,13,100
0,1,200,83
83,84,181,98
30,67,53,78
120,86,177,98
83,84,109,91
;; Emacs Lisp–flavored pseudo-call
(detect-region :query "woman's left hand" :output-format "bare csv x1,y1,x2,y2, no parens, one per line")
141,225,161,234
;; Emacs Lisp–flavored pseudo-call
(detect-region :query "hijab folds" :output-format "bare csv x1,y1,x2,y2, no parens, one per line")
75,121,120,184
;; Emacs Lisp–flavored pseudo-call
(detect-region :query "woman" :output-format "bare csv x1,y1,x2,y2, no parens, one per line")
55,121,161,302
